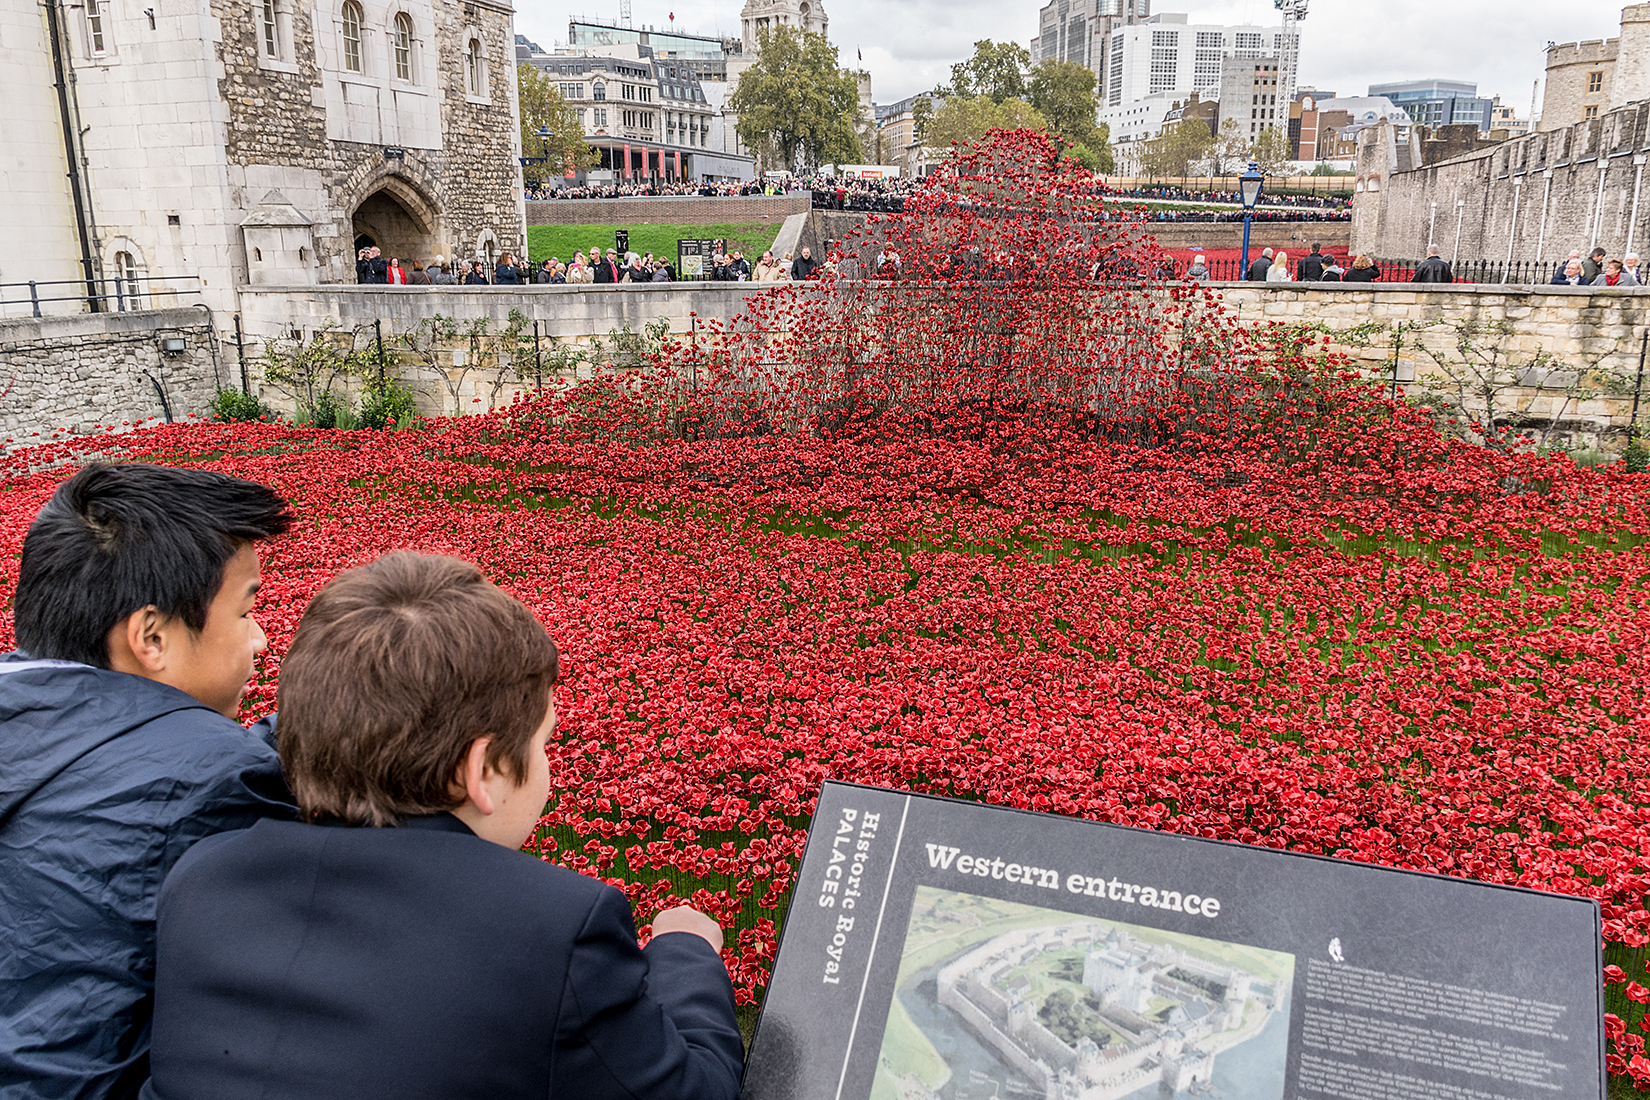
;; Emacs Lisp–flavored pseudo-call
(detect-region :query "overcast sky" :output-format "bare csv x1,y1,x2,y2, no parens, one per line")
521,0,1626,107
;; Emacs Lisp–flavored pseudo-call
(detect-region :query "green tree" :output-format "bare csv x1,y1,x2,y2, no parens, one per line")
1210,118,1250,176
939,40,1030,104
259,324,374,422
1139,119,1214,178
1091,121,1115,173
730,27,864,171
517,63,598,188
1028,59,1099,147
911,94,934,143
924,95,1048,149
1249,126,1291,176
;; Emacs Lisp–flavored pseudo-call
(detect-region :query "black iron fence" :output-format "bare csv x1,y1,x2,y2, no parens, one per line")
1184,257,1579,285
1,275,204,319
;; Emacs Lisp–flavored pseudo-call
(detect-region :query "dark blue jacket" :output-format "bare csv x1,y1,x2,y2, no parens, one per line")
0,655,294,1100
143,814,744,1100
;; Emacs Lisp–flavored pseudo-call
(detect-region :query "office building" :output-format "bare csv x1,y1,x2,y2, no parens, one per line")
517,35,755,182
1368,79,1493,132
566,20,740,83
1102,14,1291,108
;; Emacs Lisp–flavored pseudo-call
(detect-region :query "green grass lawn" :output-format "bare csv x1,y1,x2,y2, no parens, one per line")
526,222,786,270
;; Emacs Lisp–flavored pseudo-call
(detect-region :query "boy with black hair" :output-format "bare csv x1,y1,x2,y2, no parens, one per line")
0,463,296,1100
145,552,743,1100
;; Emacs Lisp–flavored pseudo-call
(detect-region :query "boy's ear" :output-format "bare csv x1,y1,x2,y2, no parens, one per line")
107,606,173,676
455,737,497,816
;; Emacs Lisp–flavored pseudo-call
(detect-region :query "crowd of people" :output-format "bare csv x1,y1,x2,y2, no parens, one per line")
1167,243,1390,283
354,245,682,286
352,241,846,287
804,175,923,213
525,180,786,201
1144,208,1351,224
1550,246,1645,287
1107,184,1351,210
1173,243,1650,287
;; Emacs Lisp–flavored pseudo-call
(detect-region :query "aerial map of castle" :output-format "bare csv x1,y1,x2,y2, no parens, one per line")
871,888,1296,1100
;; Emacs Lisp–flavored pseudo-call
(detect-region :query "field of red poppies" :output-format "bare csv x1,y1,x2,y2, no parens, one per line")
4,133,1650,1086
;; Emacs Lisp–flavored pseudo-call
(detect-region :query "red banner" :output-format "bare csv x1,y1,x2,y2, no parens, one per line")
623,144,631,179
565,153,576,179
674,150,681,179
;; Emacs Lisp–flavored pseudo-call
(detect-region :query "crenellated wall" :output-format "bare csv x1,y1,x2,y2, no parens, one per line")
1352,102,1650,266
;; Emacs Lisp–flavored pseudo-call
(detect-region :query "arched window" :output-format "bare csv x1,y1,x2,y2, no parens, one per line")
466,38,482,94
341,1,362,72
393,13,413,81
592,80,605,101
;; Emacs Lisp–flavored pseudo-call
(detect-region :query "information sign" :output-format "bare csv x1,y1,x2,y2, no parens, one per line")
677,238,727,279
744,782,1605,1100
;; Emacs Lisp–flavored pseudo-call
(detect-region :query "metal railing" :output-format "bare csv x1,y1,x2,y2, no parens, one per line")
1,275,204,319
1180,257,1581,285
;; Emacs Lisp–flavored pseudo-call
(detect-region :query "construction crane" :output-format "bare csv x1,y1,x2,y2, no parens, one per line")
1274,0,1308,109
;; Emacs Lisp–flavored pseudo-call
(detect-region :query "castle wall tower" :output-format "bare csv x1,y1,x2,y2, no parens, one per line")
1612,4,1650,110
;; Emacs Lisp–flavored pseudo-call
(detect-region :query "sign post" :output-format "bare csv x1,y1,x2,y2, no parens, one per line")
744,781,1606,1100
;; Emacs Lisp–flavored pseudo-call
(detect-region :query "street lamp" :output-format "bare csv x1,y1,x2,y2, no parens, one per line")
1239,161,1264,280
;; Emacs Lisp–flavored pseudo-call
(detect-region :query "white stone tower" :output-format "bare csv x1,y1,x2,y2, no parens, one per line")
1611,4,1650,111
740,0,828,53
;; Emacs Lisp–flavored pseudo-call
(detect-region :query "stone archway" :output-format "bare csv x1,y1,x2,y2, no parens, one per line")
350,176,440,267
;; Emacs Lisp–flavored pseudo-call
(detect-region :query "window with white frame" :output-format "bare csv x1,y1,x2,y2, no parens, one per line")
87,0,108,55
592,80,605,100
114,252,139,309
393,13,413,81
341,1,363,72
262,0,280,57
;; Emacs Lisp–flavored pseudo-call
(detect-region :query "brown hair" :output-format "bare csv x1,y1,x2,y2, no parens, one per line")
277,552,560,827
1353,255,1374,270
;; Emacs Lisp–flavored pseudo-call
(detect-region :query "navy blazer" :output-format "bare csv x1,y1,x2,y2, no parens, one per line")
143,815,743,1100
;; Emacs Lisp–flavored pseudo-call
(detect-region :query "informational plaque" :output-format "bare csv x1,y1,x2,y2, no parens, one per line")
677,239,729,279
744,782,1604,1100
678,238,715,278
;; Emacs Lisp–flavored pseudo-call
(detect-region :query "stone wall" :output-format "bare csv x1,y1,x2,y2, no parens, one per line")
524,193,810,226
0,308,229,440
8,284,1647,448
235,281,1650,450
1211,281,1650,449
236,282,786,417
1352,102,1650,265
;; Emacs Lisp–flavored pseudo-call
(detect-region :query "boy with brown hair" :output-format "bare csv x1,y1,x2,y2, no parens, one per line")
143,552,742,1100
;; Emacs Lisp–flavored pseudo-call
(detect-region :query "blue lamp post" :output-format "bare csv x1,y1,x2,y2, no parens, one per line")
1239,161,1264,280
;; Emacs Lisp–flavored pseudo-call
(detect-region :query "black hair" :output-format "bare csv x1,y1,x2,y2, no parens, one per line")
13,463,294,667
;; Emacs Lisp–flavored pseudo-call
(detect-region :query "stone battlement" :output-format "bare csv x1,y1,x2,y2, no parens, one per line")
1547,39,1620,66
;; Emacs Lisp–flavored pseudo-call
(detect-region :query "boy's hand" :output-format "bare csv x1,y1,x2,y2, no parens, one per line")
652,906,724,953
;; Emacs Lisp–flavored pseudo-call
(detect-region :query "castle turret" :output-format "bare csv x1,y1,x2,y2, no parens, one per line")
1613,4,1650,111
